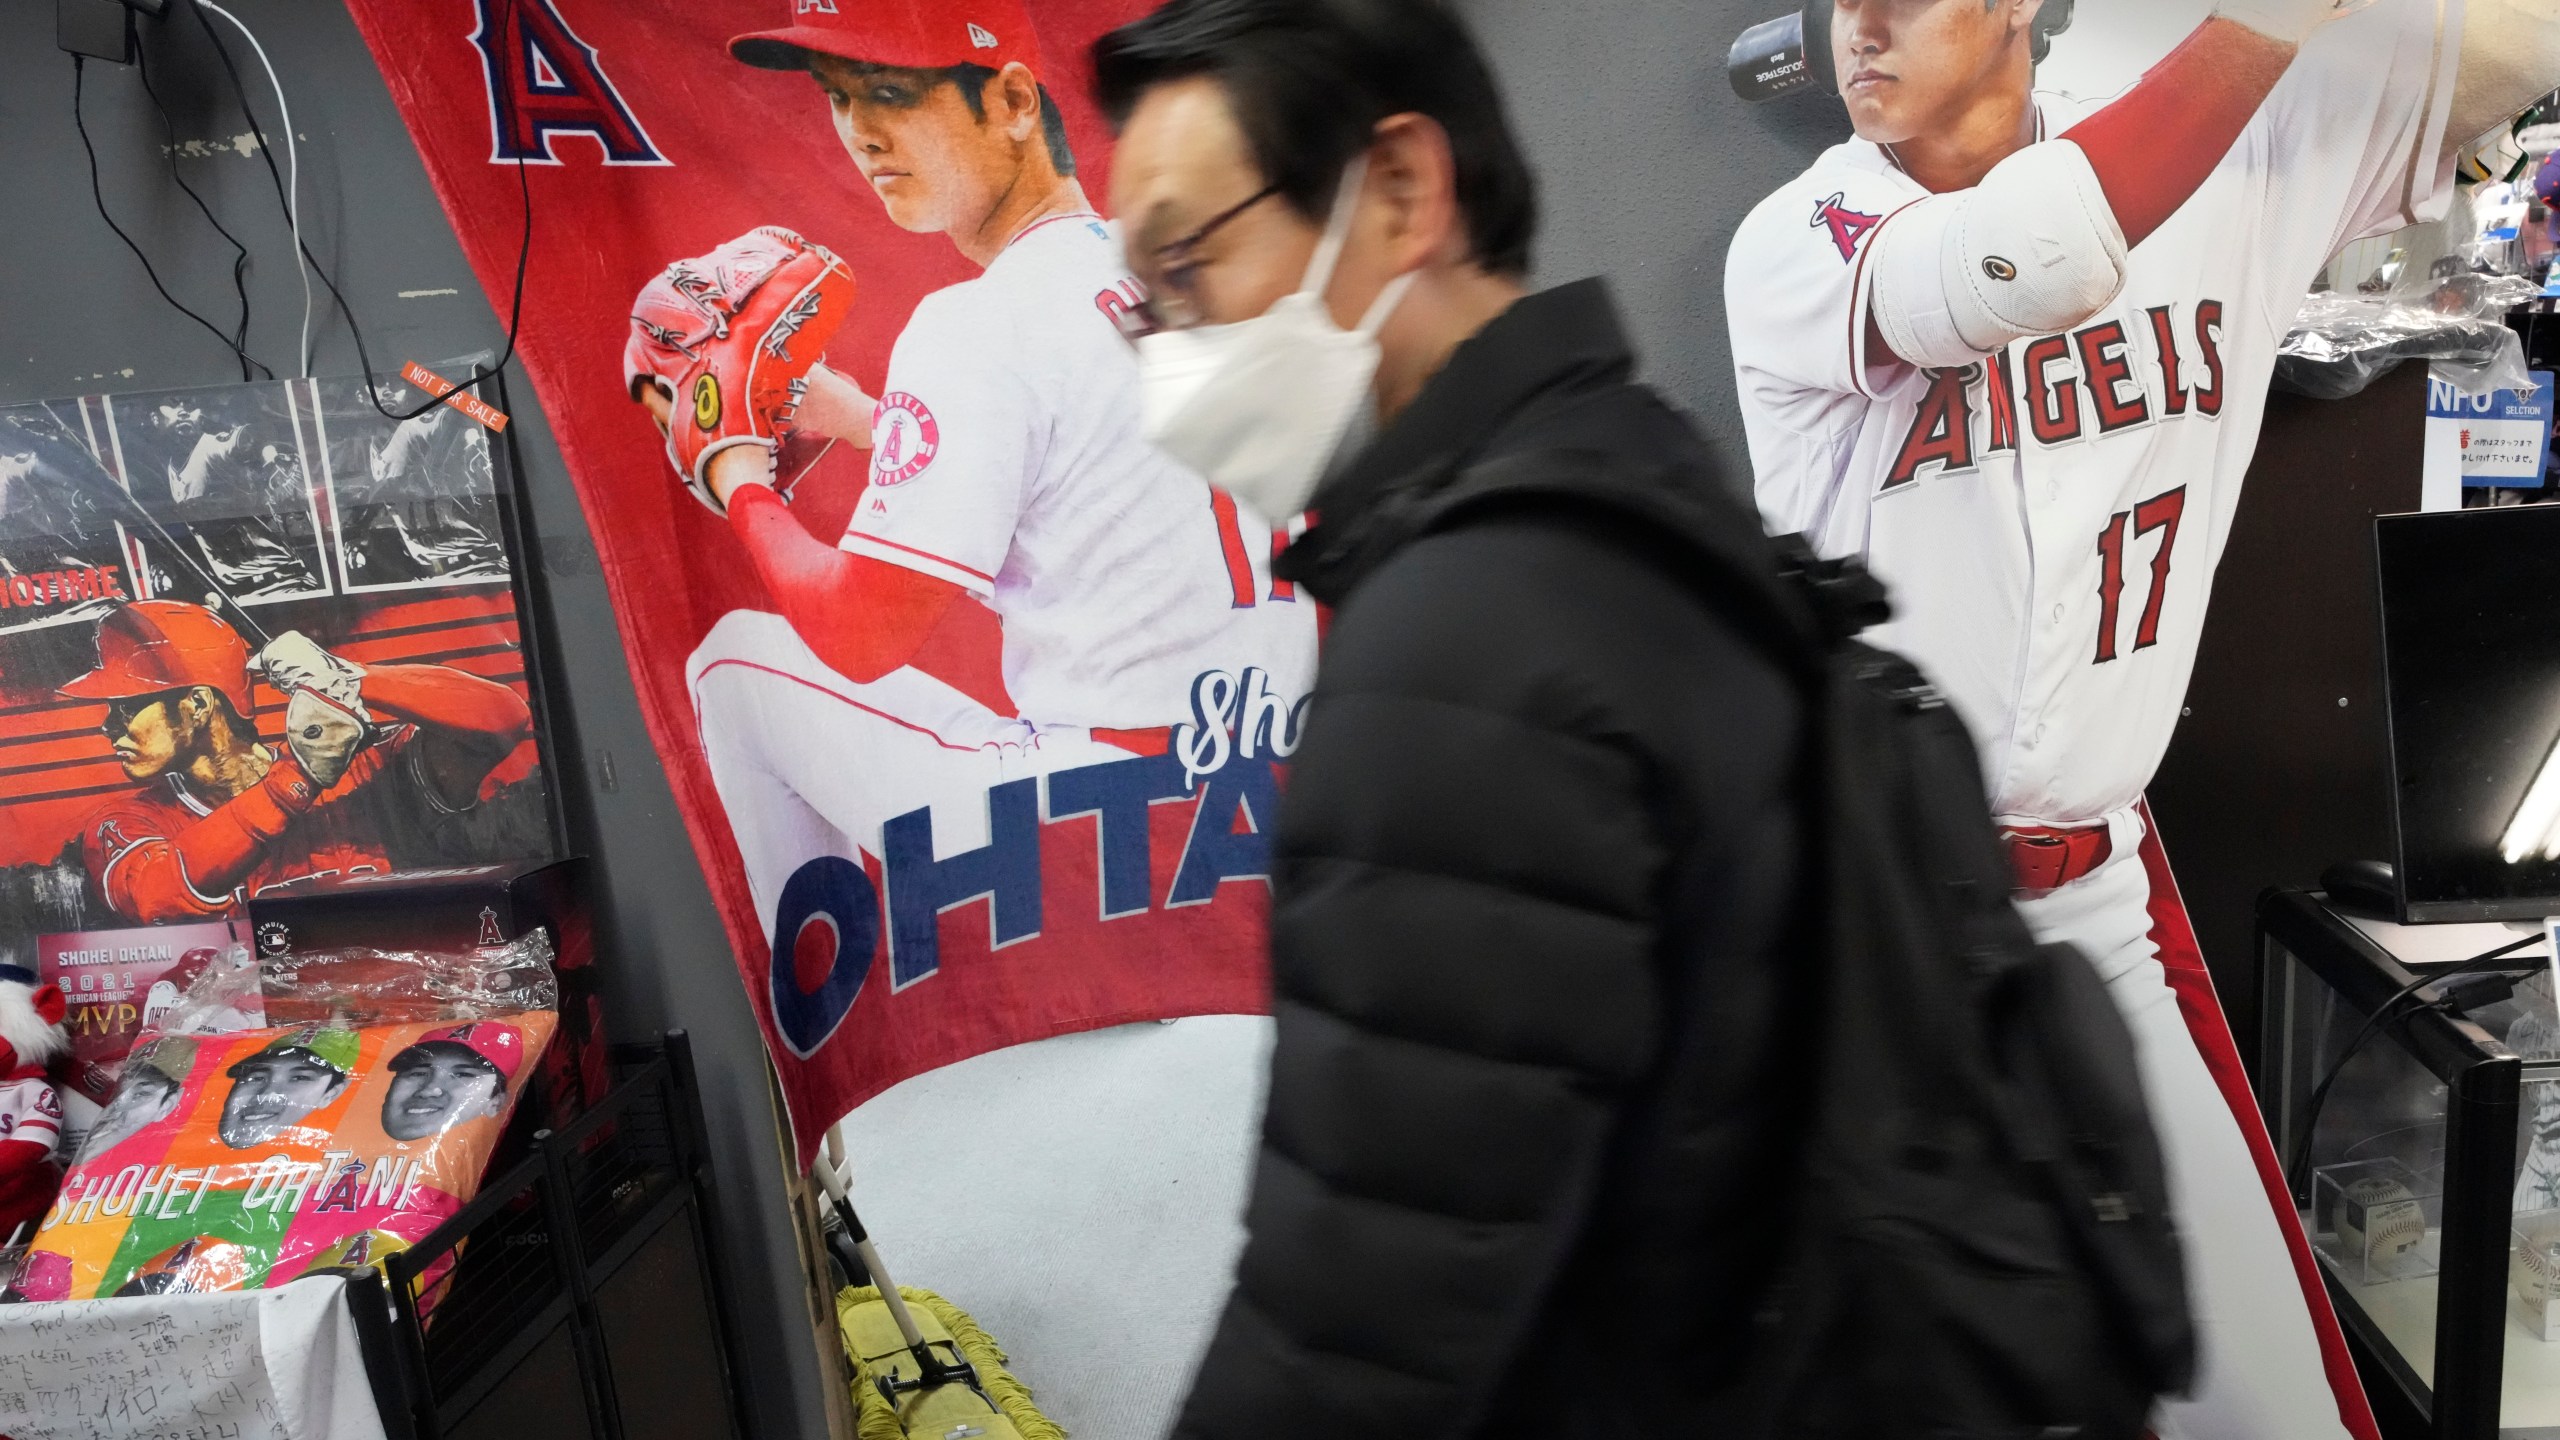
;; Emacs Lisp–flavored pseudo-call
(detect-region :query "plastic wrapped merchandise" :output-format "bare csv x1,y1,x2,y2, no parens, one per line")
2274,267,2542,400
147,931,559,1041
9,1011,555,1301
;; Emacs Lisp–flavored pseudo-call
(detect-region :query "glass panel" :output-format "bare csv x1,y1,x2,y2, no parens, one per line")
2500,965,2560,1432
2289,945,2450,1393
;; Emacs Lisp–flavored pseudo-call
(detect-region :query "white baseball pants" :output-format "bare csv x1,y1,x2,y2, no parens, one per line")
685,608,1132,940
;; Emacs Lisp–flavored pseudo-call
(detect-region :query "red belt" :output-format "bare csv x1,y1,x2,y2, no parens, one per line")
2002,821,2113,898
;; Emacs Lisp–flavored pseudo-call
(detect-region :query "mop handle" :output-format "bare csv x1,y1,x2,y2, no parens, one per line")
811,1150,934,1355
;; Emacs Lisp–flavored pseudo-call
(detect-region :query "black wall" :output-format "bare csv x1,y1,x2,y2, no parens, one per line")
0,7,825,1434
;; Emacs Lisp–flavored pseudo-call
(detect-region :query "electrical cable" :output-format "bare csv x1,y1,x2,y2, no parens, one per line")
72,54,271,382
2284,932,2545,1196
190,0,532,419
190,0,311,378
134,39,258,381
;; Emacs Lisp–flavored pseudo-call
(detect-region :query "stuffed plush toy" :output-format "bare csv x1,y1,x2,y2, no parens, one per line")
0,961,70,1245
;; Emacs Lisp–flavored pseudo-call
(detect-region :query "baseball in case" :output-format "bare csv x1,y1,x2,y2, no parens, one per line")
2515,1208,2560,1342
2312,1157,2441,1285
6,1011,554,1301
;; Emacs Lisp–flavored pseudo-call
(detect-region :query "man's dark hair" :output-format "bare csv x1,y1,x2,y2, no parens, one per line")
1091,0,1536,277
948,64,1077,178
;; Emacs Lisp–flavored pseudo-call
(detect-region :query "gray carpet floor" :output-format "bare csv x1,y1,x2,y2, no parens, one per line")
834,1014,1274,1440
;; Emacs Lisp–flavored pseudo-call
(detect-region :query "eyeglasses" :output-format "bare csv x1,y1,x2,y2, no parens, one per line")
1112,182,1284,343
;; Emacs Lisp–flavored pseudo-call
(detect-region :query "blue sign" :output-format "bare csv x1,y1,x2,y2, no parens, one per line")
2427,370,2554,487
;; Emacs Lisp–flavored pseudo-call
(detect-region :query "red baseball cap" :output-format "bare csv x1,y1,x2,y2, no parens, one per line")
401,1021,527,1083
730,0,1045,76
58,600,254,719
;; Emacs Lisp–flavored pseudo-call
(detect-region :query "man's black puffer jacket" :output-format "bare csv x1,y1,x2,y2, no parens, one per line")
1173,280,1815,1438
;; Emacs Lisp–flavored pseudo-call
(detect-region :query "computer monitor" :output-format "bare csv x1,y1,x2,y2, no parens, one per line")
2377,505,2560,922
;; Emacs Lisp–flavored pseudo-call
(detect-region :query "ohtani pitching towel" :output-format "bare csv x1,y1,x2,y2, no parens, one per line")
7,1013,554,1301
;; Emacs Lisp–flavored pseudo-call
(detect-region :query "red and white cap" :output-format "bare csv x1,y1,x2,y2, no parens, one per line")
401,1021,527,1083
730,0,1045,76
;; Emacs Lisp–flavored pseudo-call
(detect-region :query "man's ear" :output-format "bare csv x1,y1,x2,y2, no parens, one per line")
995,62,1043,143
1369,112,1463,271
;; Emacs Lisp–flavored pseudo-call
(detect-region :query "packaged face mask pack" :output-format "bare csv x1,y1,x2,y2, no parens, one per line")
5,1012,554,1302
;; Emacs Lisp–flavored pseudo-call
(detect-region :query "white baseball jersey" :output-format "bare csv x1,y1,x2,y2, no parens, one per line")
842,212,1316,730
1730,0,2462,826
0,1067,62,1158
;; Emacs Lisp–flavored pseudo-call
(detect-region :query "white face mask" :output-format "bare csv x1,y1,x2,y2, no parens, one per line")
1136,158,1417,525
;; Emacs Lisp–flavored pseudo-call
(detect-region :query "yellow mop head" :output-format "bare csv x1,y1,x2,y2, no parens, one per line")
837,1284,1067,1440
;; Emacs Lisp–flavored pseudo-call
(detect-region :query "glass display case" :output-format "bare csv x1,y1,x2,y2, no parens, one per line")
2259,886,2550,1440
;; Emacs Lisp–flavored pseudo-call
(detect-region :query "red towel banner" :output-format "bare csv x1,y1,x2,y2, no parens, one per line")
343,0,1318,1168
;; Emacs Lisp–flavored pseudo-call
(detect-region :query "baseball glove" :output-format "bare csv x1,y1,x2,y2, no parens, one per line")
624,227,859,516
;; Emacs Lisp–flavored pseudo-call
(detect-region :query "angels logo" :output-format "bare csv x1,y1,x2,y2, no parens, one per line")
468,0,663,165
870,392,939,486
761,289,828,361
310,1158,368,1215
1810,192,1882,263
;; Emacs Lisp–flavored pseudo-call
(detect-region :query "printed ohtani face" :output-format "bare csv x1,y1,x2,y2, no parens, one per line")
80,1071,183,1160
100,689,194,783
381,1046,506,1141
1832,0,2034,146
219,1053,349,1148
154,402,205,440
808,56,1027,237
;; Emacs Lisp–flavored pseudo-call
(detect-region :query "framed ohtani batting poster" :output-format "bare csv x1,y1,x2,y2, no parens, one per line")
0,370,562,975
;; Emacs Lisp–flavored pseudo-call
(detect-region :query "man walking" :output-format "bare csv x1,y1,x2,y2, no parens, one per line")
1098,1,1811,1431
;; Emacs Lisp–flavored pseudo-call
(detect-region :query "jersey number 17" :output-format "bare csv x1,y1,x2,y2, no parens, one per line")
2093,486,2186,664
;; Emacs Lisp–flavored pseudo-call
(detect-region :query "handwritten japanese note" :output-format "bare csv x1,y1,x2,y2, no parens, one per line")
0,1279,383,1440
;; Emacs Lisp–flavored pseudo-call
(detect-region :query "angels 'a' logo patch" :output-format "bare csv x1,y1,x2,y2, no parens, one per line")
1811,192,1882,263
870,392,940,487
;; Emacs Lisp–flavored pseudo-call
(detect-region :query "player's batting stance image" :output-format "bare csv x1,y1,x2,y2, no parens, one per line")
63,599,534,923
1726,0,2560,1435
621,2,1315,956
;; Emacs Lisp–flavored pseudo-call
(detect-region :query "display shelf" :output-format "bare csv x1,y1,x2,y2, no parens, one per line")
349,1029,747,1440
2260,887,2535,1440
